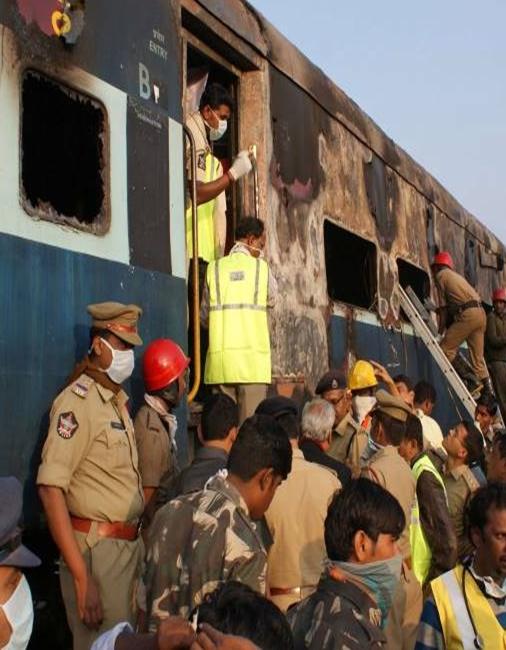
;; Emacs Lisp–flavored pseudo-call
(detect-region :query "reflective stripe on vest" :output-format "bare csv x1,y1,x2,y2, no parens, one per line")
205,253,271,384
410,454,446,585
186,153,219,262
430,565,506,649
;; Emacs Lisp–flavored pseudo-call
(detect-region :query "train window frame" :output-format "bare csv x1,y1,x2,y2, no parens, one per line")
396,258,430,302
19,69,110,235
324,219,378,310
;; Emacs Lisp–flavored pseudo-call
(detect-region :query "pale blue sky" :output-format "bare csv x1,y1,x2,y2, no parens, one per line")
251,0,506,244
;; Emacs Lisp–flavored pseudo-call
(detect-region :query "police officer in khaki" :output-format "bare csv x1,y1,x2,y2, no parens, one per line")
361,390,422,650
37,303,145,650
431,251,492,394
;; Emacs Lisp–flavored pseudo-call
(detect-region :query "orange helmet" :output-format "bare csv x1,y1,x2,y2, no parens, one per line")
493,288,506,303
432,251,454,269
143,339,190,392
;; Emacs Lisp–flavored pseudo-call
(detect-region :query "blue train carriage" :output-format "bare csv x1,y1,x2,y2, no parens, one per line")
186,0,506,431
0,1,187,642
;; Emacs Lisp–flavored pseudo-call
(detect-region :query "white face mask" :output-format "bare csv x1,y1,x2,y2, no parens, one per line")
207,109,228,141
352,395,376,425
100,338,135,384
2,574,34,650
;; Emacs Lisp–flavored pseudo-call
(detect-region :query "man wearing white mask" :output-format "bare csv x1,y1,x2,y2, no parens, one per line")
0,477,41,650
37,302,145,650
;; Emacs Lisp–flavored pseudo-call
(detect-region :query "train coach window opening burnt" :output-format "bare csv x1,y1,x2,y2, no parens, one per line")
21,70,109,233
324,220,377,309
397,259,430,302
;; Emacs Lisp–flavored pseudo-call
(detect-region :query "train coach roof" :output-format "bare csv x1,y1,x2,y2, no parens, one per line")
195,0,504,254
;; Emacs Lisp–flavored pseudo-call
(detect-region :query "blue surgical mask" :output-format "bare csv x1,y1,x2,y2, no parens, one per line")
327,554,402,628
361,434,384,464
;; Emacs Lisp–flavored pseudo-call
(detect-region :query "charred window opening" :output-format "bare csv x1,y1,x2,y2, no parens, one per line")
21,70,109,233
465,238,478,286
397,259,430,302
324,220,377,309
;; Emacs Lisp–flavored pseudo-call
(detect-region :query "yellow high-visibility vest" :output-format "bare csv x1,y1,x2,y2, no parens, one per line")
186,153,220,263
430,564,506,649
205,252,271,384
410,453,446,585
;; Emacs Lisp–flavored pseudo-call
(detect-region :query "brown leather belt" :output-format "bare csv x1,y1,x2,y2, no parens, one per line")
270,586,315,597
459,300,482,312
70,516,140,541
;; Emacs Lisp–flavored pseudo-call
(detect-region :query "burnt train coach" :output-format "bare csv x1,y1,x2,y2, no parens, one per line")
0,0,505,643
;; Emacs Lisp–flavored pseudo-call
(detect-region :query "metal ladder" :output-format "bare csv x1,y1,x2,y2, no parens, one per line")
398,285,479,421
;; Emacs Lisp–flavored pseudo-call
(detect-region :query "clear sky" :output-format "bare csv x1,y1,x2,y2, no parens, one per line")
250,0,506,244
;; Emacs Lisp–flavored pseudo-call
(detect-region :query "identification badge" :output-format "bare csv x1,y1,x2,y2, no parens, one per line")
110,421,125,430
230,271,245,281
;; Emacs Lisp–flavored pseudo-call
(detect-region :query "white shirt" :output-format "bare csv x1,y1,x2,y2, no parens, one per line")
90,623,133,650
416,408,444,451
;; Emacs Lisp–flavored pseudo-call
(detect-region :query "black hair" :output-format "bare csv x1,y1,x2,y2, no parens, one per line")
476,393,498,417
393,374,414,392
325,478,405,561
194,581,294,650
465,483,506,539
227,414,292,481
493,430,506,459
201,393,238,442
372,410,406,446
235,217,264,240
461,419,485,467
414,380,437,405
404,414,423,451
199,83,234,111
89,326,112,348
274,413,300,441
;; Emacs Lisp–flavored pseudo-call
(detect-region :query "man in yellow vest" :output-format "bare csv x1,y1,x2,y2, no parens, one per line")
416,483,506,649
398,415,457,587
201,217,276,422
186,82,253,263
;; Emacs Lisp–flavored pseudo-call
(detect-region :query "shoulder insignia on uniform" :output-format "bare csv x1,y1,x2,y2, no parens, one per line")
197,151,206,171
71,376,93,398
57,412,79,439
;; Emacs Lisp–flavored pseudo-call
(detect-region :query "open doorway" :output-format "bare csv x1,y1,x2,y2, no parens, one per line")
185,42,239,252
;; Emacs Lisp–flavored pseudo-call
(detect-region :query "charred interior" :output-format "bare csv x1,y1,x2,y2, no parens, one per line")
21,70,108,232
324,220,377,309
397,258,430,302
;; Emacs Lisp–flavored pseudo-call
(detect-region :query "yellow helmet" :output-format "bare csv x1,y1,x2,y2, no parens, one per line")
348,360,378,391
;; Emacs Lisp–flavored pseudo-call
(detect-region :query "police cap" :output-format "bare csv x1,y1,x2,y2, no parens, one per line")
315,370,345,395
87,301,143,346
372,389,412,423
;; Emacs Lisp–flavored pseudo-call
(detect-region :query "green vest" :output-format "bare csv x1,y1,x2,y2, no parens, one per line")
205,252,271,384
186,153,220,263
410,454,447,585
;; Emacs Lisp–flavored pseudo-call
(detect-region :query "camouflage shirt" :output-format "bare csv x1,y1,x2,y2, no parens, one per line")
144,474,267,628
287,574,386,649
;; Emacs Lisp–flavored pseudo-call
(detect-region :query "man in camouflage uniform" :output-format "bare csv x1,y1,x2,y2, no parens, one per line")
144,414,292,627
288,479,405,649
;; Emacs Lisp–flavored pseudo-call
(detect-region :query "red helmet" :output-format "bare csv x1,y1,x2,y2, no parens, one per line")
493,288,506,302
432,251,454,269
143,339,190,392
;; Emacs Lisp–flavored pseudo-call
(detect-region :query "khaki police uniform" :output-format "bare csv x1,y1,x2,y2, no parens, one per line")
444,465,480,561
265,449,341,612
134,404,178,489
37,303,145,650
486,310,506,419
329,412,369,474
435,267,488,381
361,390,422,650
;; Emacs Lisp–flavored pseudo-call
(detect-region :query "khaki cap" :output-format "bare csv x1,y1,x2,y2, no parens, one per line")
87,302,143,346
372,389,411,423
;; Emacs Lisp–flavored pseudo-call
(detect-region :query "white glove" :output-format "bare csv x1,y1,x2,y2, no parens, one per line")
228,150,252,181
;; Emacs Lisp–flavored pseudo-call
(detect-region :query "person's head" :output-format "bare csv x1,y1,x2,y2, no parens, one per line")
87,302,142,384
443,420,484,467
466,483,506,581
315,370,351,426
199,83,233,141
398,415,424,464
227,415,292,519
393,374,415,407
475,393,498,434
369,390,410,447
301,398,335,451
255,397,299,441
492,288,506,316
487,432,506,482
325,478,404,564
142,338,190,408
199,394,239,451
235,217,266,258
348,360,378,398
194,581,294,650
414,380,437,416
431,251,454,276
